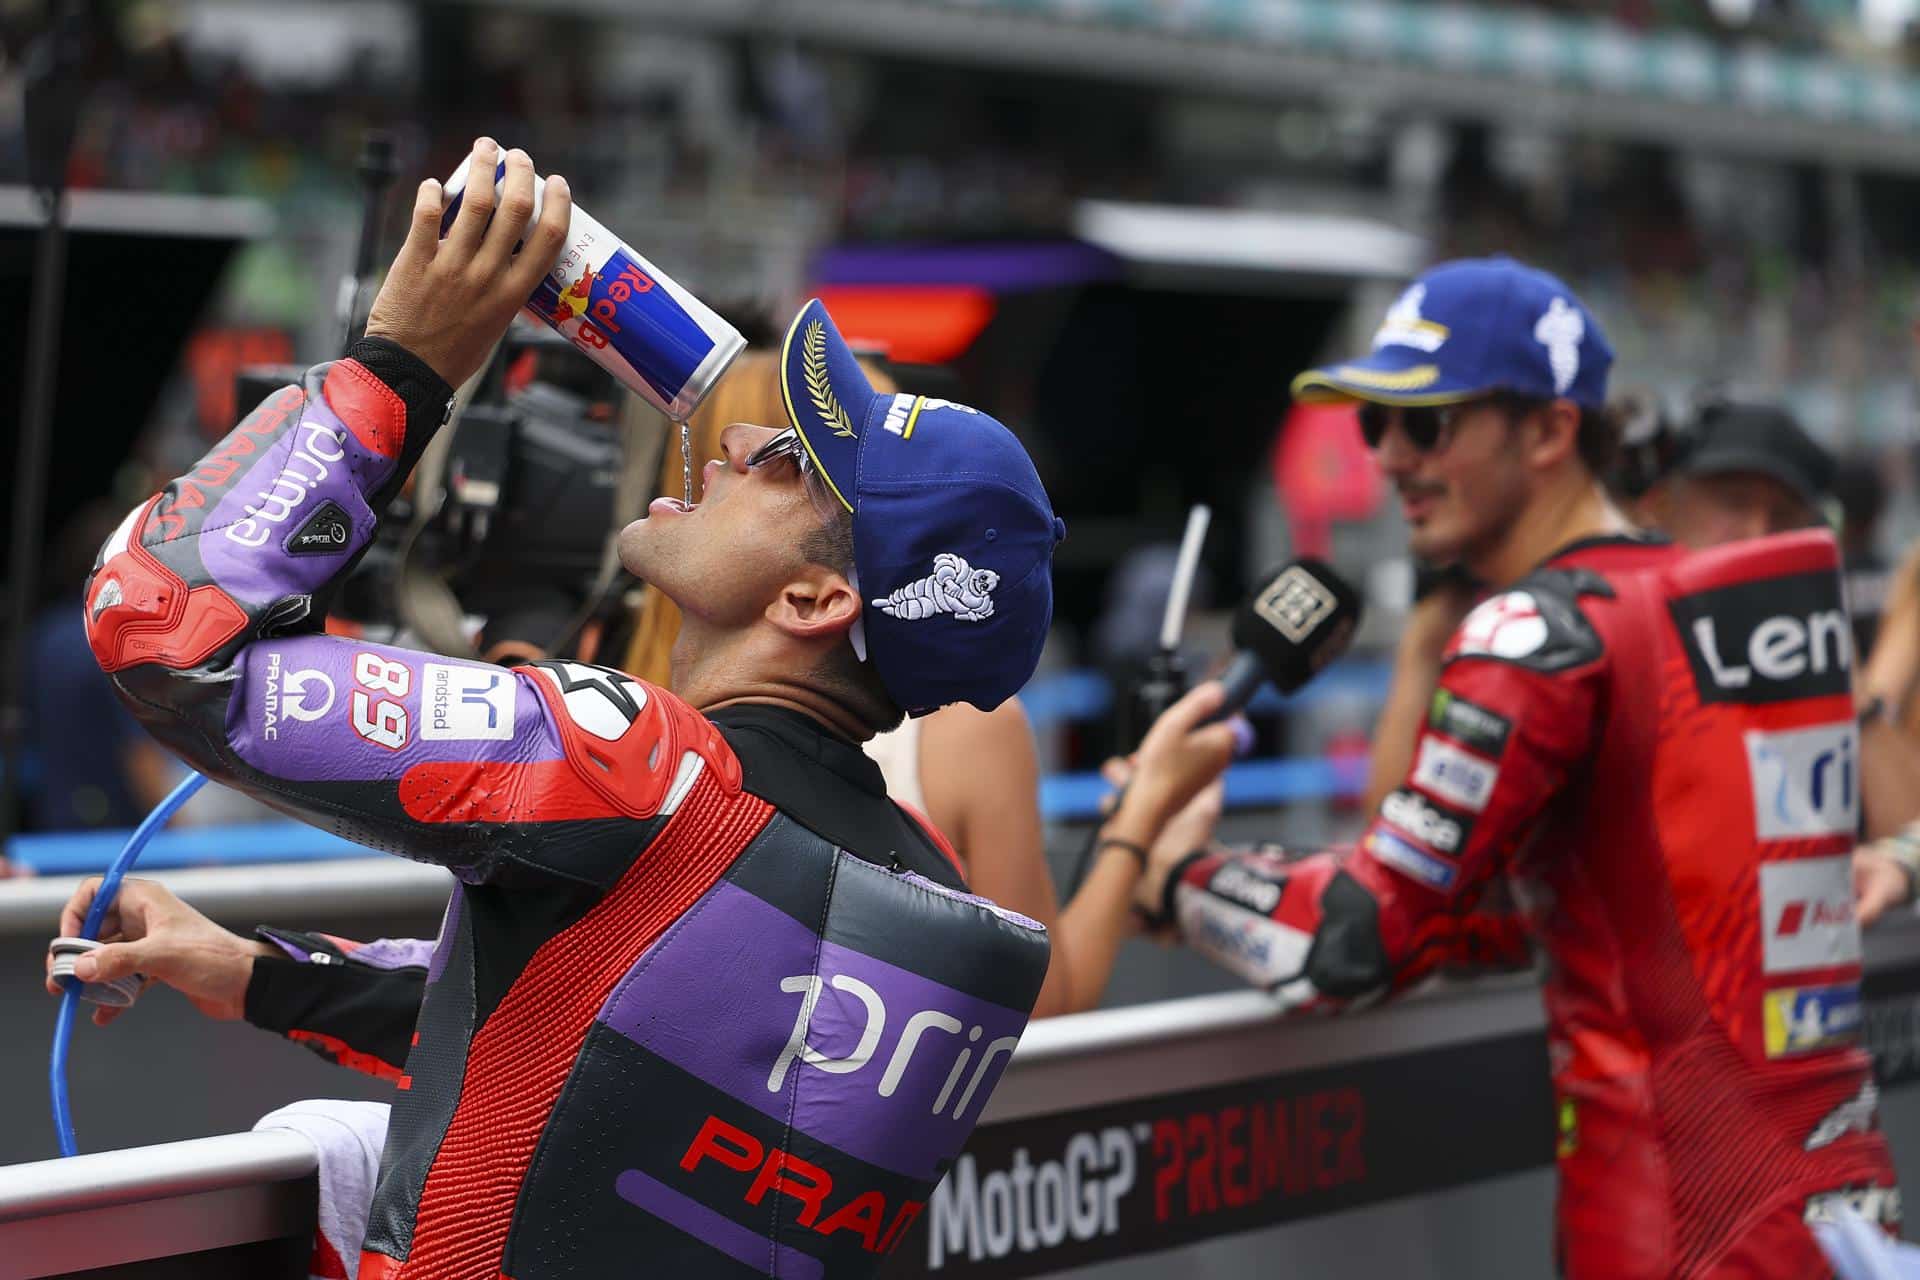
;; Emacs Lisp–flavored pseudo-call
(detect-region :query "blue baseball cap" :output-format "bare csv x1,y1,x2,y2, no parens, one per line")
1292,257,1612,411
778,299,1066,716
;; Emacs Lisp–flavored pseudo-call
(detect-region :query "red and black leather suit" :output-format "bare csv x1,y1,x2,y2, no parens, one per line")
1166,532,1896,1278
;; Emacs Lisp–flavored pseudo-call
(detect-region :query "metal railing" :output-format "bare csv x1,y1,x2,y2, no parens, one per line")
7,917,1920,1279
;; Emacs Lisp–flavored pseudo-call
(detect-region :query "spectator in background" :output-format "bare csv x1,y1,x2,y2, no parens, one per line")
1855,536,1920,923
1663,401,1832,548
1603,387,1690,532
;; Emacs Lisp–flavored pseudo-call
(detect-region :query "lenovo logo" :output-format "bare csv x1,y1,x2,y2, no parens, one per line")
1671,572,1852,705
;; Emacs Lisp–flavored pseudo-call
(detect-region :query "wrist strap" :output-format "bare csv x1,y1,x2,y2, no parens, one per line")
1148,848,1212,931
1095,838,1148,870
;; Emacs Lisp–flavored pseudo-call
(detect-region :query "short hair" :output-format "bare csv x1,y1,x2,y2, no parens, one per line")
1575,403,1620,477
798,506,906,736
1497,394,1618,477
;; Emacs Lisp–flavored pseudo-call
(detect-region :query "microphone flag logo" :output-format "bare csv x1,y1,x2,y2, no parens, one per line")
1255,567,1338,644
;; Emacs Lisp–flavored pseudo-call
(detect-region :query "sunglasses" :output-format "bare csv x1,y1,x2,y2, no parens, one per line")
1356,395,1540,452
744,426,815,474
743,426,838,512
1357,402,1465,452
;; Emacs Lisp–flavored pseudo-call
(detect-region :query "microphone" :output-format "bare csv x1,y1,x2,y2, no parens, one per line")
1210,559,1363,718
1067,558,1361,899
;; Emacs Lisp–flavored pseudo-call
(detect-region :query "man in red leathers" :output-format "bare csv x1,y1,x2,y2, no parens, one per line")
1111,258,1897,1278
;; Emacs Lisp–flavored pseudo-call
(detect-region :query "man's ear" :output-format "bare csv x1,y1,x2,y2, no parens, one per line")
1526,398,1581,470
765,567,861,641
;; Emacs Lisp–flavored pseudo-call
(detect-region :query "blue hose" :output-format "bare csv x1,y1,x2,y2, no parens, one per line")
50,770,208,1157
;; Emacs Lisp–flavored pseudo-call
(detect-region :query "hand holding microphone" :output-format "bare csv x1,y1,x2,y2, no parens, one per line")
1098,557,1364,879
1115,682,1241,834
1209,557,1363,719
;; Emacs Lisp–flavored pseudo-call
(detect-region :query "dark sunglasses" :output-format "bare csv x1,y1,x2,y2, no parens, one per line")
1357,402,1463,452
1357,395,1540,452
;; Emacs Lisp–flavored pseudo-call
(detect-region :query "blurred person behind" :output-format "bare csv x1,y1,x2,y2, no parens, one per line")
1850,467,1920,922
1664,401,1831,548
1365,388,1684,814
1605,387,1690,532
1110,258,1896,1278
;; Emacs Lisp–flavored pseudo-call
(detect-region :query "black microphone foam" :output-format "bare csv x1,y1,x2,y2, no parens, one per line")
1221,558,1363,711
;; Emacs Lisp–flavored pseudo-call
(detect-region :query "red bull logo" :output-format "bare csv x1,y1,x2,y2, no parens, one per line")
575,255,657,352
548,269,595,326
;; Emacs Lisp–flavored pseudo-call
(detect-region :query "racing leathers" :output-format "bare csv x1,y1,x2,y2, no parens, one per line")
83,339,1051,1280
1164,531,1896,1278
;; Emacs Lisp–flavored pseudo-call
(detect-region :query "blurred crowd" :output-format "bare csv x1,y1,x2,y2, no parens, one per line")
1,3,1919,887
8,8,1920,1271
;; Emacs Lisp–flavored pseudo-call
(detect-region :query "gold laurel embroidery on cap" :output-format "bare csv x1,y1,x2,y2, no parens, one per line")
1329,363,1440,391
803,320,856,439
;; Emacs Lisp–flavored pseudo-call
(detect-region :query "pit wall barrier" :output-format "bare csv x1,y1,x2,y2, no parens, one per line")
6,912,1920,1280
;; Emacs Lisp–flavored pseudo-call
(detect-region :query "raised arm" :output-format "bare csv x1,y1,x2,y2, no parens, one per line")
81,145,698,885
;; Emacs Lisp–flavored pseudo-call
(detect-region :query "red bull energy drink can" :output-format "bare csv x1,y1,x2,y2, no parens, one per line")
441,155,744,421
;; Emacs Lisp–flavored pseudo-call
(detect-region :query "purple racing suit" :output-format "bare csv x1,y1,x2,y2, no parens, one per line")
84,338,1050,1279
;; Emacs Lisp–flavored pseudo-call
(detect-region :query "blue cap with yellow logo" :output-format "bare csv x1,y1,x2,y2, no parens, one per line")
778,299,1066,716
1291,257,1612,411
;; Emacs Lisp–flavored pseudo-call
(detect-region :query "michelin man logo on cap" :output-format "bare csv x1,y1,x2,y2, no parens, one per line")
1373,283,1450,353
873,553,999,623
1533,297,1585,396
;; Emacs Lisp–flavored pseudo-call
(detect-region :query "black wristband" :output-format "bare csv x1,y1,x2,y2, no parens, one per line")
1095,838,1148,870
345,336,455,447
1150,848,1212,931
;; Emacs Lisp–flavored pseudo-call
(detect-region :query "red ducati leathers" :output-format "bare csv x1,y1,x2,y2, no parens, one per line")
1169,532,1896,1278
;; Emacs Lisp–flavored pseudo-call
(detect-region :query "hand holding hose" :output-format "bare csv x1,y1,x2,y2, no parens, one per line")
45,877,271,1027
